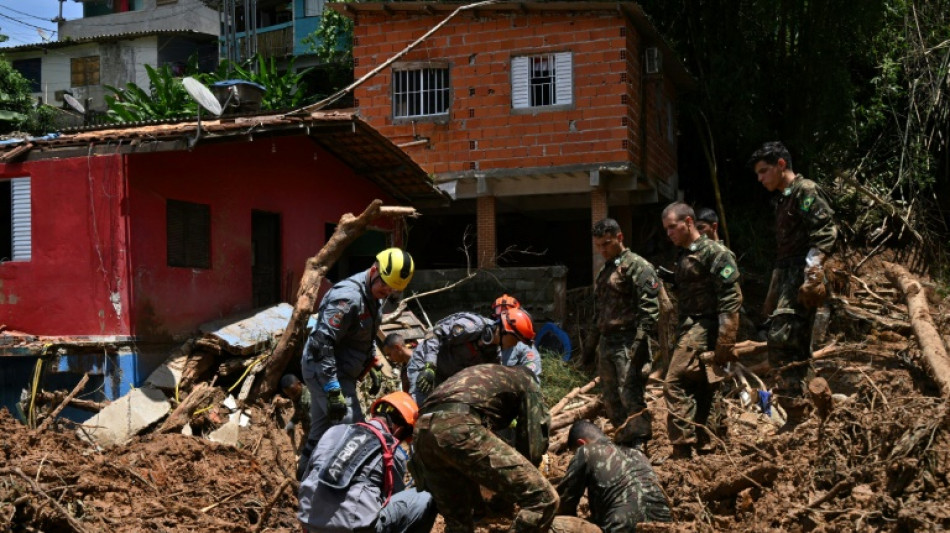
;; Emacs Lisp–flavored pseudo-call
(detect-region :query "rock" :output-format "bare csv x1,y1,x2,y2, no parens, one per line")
80,385,170,447
208,410,242,446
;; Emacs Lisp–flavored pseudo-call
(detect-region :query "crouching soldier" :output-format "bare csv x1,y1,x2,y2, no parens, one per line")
410,364,558,533
298,391,436,533
557,420,671,532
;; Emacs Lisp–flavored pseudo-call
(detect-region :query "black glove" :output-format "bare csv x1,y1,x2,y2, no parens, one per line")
368,366,384,396
327,388,347,424
416,363,437,394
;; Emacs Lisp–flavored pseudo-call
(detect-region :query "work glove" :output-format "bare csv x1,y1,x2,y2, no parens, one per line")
714,312,739,365
798,249,828,309
327,387,347,424
367,365,384,396
284,421,295,433
416,363,438,394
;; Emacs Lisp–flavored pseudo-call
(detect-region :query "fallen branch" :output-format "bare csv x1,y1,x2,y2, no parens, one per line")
158,382,216,433
884,262,950,398
550,378,600,417
839,174,922,244
551,398,603,432
3,467,90,533
35,373,91,432
253,479,291,533
35,391,109,413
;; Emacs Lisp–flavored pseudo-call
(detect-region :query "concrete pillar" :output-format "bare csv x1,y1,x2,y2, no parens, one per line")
476,195,496,269
590,187,608,282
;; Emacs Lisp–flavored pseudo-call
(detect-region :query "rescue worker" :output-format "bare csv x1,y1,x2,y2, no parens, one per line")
749,141,837,431
410,364,558,533
490,293,521,319
695,207,721,242
406,308,535,404
489,295,542,382
591,218,660,448
280,374,311,443
299,247,414,479
298,391,437,533
661,202,742,459
557,420,671,531
382,332,414,393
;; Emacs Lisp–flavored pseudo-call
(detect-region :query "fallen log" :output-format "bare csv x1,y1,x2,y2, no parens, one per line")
257,200,418,400
551,398,603,432
884,262,950,398
734,340,767,359
547,430,569,454
550,378,600,417
702,463,780,501
35,391,109,413
158,382,216,433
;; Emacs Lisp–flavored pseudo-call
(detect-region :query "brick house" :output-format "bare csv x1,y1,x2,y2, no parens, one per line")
335,1,693,285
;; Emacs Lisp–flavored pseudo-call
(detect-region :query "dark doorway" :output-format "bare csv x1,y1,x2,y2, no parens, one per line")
252,210,281,307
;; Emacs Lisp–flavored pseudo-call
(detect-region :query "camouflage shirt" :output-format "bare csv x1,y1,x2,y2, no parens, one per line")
594,248,660,336
558,439,671,531
421,364,550,465
774,175,837,262
674,235,742,319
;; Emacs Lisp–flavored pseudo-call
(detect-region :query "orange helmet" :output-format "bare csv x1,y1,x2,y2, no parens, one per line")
500,307,535,342
370,391,419,429
491,294,521,318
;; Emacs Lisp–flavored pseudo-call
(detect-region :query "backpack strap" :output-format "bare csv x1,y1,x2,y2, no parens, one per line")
356,421,397,506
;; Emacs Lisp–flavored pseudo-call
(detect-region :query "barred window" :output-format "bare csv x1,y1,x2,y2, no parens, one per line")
392,67,450,119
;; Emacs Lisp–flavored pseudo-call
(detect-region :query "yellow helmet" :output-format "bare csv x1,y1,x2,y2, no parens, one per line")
376,248,414,291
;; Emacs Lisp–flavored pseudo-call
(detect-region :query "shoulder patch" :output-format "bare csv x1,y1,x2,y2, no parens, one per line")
451,324,466,336
801,196,815,212
719,265,736,280
328,311,344,328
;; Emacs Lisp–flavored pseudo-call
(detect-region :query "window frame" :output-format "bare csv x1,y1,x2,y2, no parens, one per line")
391,62,451,123
0,177,32,263
70,55,101,87
511,51,573,113
11,58,42,93
166,199,211,269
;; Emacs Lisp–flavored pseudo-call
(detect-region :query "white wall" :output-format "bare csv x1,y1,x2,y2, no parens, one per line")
59,0,219,40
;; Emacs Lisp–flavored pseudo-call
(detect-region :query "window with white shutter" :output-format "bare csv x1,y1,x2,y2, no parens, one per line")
1,178,31,262
304,0,324,17
511,51,572,110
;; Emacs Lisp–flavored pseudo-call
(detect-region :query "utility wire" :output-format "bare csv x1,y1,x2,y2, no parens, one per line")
0,12,57,33
0,4,60,23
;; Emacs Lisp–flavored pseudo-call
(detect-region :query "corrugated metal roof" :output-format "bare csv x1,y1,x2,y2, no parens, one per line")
0,109,447,203
0,29,214,53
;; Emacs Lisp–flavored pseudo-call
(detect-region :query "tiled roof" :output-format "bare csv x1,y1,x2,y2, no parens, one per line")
0,109,447,203
0,29,214,53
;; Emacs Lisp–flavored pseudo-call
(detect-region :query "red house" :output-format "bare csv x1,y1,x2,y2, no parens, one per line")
0,110,442,412
336,1,693,284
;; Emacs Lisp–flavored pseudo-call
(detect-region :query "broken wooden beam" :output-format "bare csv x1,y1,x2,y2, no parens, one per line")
36,390,109,413
884,262,950,398
158,382,216,433
36,374,90,433
551,398,603,432
550,378,600,417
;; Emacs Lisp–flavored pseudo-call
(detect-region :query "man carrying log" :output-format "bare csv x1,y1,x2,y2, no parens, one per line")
557,420,671,531
299,248,415,479
749,141,837,431
298,391,437,533
410,364,558,533
591,218,661,451
661,202,742,459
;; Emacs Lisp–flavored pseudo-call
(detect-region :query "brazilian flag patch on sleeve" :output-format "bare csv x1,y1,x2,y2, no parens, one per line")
720,265,735,279
802,196,815,212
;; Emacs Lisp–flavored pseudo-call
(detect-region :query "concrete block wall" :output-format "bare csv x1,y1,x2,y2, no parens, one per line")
408,266,568,326
352,10,634,175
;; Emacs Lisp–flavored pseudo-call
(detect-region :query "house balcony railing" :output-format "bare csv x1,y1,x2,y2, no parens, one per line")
230,23,293,60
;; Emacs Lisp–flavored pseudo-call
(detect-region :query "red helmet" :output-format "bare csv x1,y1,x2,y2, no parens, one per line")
371,391,419,429
500,307,535,342
491,294,521,318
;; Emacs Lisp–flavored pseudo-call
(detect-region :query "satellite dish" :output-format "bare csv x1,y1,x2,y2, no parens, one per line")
182,77,223,116
63,93,85,114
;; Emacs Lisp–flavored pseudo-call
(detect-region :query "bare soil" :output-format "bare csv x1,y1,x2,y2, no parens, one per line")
2,252,948,532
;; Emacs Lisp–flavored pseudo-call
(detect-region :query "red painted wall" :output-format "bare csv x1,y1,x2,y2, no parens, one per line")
126,135,394,339
0,156,132,336
352,9,677,184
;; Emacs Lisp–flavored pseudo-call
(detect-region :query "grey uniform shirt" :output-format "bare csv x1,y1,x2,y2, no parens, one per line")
501,341,542,383
408,312,499,396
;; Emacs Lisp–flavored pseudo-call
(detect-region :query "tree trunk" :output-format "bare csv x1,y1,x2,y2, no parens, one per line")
551,398,603,432
549,378,600,417
884,262,950,398
159,382,216,433
256,200,417,400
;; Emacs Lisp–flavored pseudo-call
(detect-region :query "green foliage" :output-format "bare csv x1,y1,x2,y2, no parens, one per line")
105,64,197,122
538,350,595,408
216,55,313,110
302,0,354,98
0,59,34,133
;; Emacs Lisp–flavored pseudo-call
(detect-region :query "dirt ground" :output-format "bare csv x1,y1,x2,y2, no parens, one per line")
2,252,949,532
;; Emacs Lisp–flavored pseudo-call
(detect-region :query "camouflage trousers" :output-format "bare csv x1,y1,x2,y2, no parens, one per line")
767,265,819,416
598,331,651,434
664,318,727,447
410,412,559,533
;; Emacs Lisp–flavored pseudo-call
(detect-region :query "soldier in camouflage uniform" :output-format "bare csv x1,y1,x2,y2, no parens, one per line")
557,420,671,531
661,202,742,458
410,364,557,533
750,141,837,430
591,218,660,446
